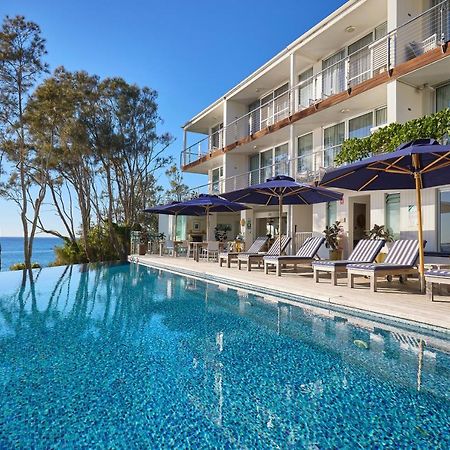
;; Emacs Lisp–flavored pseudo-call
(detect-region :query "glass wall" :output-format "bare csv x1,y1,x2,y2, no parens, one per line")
260,149,273,182
385,193,400,240
439,190,450,252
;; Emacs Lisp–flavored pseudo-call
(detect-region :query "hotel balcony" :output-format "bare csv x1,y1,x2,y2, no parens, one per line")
190,148,334,196
181,0,450,172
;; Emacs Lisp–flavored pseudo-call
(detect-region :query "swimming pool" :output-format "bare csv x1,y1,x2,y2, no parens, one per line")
0,262,448,448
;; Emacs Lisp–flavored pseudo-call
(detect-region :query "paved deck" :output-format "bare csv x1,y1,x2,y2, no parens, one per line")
130,254,450,334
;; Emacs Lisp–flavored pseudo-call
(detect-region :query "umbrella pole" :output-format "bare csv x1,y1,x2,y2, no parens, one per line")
206,206,209,243
279,196,283,255
173,214,178,257
414,172,425,293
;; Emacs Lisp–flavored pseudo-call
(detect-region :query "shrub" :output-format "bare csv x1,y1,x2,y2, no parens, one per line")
335,108,450,165
10,262,41,271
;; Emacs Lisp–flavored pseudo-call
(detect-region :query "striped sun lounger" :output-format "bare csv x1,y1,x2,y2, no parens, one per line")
263,236,325,276
238,236,291,271
347,239,421,292
312,239,385,285
219,236,267,268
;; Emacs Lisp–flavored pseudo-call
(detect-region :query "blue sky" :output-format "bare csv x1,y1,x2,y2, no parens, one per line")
0,0,345,236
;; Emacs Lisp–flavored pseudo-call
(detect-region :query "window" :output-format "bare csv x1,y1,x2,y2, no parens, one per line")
322,49,346,97
349,112,373,139
436,82,450,112
374,22,387,40
210,123,223,149
299,68,314,108
375,107,388,127
249,143,289,186
439,190,450,252
274,144,289,175
248,100,260,134
385,193,400,240
348,33,373,86
211,167,223,193
298,133,313,173
260,149,273,183
324,122,345,167
327,201,337,226
260,83,289,129
250,154,260,185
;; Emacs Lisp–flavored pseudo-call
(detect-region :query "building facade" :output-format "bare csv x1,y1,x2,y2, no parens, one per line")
174,0,450,257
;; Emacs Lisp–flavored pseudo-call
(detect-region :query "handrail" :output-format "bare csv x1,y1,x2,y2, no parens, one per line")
181,0,449,167
187,150,330,195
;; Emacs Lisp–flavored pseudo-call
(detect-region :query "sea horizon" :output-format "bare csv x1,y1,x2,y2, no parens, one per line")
0,236,63,271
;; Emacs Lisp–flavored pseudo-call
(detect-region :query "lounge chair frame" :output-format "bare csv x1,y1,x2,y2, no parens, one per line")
238,236,291,272
219,237,267,268
264,236,325,276
313,239,385,286
346,240,421,292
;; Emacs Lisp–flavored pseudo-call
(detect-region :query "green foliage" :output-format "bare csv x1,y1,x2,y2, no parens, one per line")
9,262,41,271
52,224,132,266
366,224,394,242
335,108,450,165
323,220,344,250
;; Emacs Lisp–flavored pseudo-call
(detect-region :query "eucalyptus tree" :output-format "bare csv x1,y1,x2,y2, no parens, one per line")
0,16,49,269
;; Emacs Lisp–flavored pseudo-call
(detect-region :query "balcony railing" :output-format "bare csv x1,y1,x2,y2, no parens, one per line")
182,0,449,167
189,149,335,196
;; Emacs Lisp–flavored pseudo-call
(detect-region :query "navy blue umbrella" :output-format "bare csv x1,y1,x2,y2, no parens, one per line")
320,138,450,287
148,194,249,242
222,175,343,253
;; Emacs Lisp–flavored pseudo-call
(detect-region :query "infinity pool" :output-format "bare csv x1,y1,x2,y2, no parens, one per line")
0,263,449,448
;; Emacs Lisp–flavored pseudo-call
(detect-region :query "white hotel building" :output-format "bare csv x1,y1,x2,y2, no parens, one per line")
171,0,450,258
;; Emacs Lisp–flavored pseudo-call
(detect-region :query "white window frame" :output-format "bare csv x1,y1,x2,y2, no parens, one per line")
258,82,289,129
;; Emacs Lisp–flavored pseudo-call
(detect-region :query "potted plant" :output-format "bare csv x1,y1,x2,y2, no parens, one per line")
366,224,394,262
323,221,344,260
214,224,231,242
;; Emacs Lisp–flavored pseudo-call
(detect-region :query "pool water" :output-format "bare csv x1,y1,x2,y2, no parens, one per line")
0,263,449,448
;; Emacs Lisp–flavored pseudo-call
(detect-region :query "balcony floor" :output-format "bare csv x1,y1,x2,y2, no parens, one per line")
130,254,450,336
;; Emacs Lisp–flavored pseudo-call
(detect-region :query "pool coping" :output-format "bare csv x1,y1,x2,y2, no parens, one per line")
130,256,450,342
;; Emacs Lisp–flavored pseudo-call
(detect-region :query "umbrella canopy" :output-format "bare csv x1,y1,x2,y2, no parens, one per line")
222,175,343,253
320,138,450,290
154,194,249,242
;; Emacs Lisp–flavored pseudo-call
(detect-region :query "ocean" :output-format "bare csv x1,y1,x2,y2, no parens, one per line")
0,237,63,271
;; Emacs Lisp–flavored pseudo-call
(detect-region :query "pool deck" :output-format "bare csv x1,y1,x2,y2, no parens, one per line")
130,254,450,335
